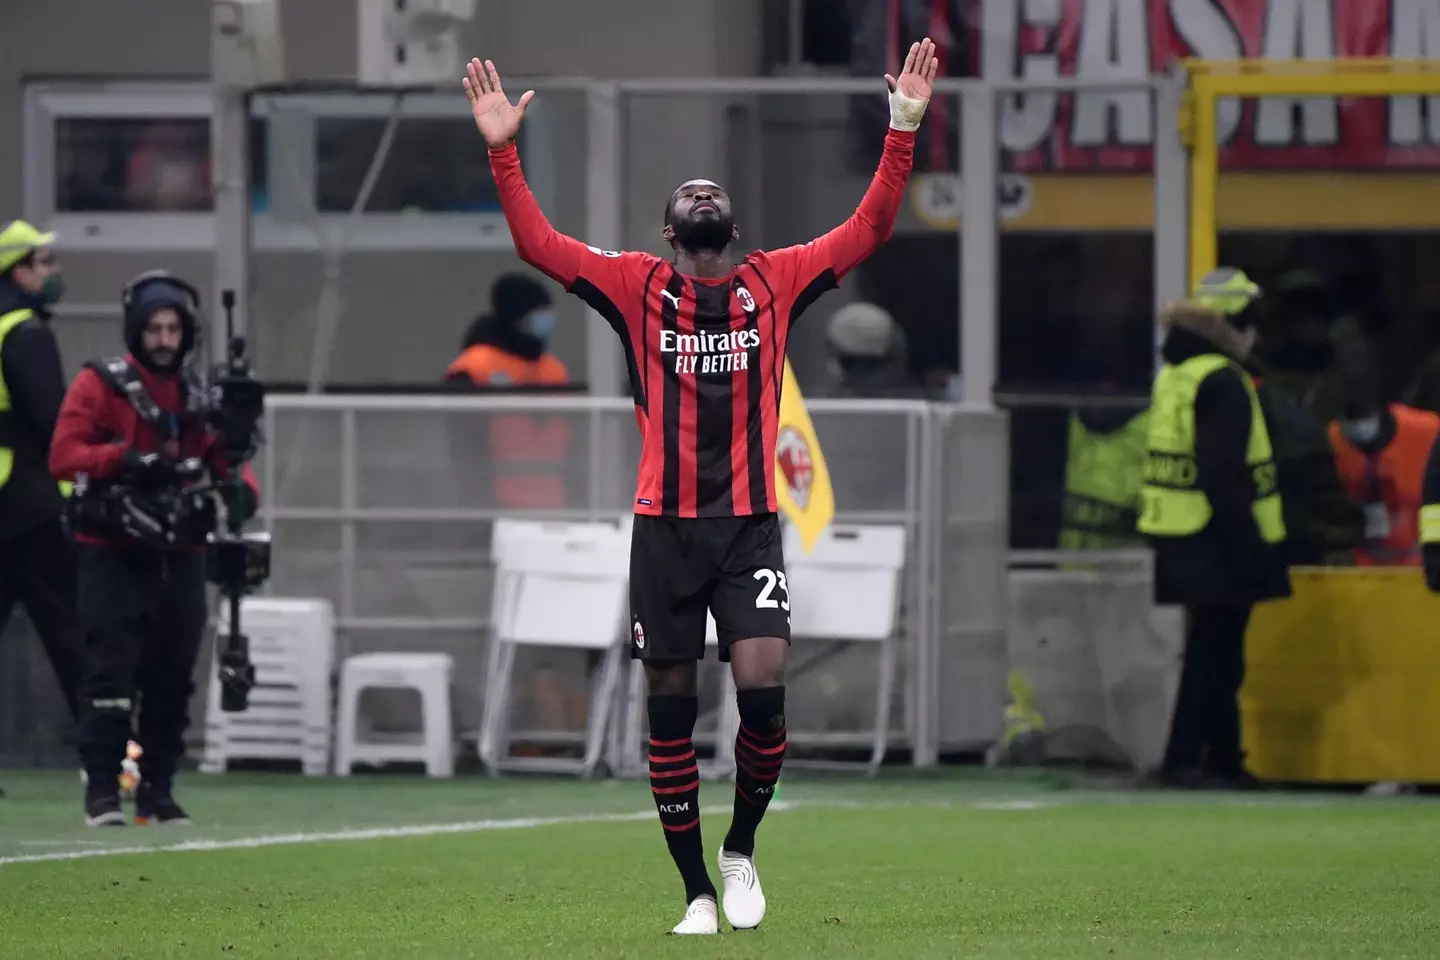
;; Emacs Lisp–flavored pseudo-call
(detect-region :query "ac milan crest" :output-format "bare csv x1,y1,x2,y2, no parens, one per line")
776,427,814,510
632,620,646,650
736,285,756,313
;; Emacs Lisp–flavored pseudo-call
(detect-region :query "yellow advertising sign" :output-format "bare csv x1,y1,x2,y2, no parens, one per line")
909,171,1440,232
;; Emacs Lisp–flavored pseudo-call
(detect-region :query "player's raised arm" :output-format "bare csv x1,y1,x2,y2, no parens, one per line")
466,58,585,286
468,58,648,309
757,38,938,294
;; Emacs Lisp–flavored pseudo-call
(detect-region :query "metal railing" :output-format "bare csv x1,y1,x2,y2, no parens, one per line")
257,392,1010,766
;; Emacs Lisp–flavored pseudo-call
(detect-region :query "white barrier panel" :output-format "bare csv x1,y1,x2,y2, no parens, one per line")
1005,561,1184,773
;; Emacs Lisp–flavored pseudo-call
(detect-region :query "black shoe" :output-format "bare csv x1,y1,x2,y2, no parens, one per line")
134,783,190,825
1140,765,1206,790
1200,767,1261,791
84,790,127,827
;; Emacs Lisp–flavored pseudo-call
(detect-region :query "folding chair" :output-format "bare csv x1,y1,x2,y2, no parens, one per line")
478,521,631,777
784,523,908,777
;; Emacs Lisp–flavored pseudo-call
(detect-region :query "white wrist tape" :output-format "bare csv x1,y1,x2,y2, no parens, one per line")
889,88,929,132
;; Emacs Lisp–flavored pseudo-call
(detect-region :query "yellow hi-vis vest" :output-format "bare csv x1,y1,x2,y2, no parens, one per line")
0,308,71,497
1421,502,1440,546
1138,353,1284,543
1060,409,1150,550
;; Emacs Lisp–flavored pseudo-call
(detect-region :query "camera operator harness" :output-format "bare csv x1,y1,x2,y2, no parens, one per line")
67,356,219,549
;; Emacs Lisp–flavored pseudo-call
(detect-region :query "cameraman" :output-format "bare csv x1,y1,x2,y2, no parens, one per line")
50,271,258,827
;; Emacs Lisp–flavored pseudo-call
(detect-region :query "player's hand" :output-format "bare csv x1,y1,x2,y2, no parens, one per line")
464,58,534,149
885,38,939,102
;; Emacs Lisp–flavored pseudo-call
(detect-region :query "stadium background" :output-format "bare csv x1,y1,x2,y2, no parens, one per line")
2,0,1440,783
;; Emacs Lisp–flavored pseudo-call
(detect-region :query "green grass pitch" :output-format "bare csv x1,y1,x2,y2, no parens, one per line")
1,769,1437,958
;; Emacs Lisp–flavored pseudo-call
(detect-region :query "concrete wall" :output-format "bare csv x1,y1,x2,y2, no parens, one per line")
0,0,849,387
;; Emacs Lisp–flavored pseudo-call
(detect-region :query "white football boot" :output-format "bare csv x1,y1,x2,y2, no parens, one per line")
718,848,766,929
670,894,720,935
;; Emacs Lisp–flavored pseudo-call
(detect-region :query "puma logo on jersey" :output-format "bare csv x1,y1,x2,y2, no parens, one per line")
661,290,681,308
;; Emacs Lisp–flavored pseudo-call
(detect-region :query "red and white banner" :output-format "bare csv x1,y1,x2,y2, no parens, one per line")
979,0,1440,170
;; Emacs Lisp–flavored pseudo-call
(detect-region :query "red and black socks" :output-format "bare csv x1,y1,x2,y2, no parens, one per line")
647,694,716,903
724,685,787,857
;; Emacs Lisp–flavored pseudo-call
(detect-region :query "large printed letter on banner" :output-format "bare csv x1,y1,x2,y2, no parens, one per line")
775,358,834,554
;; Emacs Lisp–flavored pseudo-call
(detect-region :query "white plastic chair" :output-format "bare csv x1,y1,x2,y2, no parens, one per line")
479,519,631,777
333,652,456,777
200,597,334,776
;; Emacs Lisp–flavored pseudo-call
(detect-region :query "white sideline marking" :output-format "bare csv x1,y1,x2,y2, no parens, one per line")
0,801,798,868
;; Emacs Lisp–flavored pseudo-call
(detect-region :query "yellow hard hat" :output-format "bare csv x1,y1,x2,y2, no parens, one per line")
0,220,57,274
1192,266,1261,318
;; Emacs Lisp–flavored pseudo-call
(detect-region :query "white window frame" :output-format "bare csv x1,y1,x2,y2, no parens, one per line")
24,81,523,253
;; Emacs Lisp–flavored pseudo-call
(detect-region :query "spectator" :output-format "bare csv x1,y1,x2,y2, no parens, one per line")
1253,269,1358,565
448,274,567,389
824,301,917,397
446,273,572,511
124,122,210,212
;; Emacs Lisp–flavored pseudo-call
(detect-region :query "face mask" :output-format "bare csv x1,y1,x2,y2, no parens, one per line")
523,310,555,340
1342,415,1381,445
24,273,65,307
40,273,65,304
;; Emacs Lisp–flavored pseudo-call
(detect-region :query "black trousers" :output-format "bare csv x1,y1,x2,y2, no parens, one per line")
76,545,209,789
0,519,84,720
1164,603,1252,776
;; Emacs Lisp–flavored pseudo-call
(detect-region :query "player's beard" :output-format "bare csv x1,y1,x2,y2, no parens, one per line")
672,212,734,254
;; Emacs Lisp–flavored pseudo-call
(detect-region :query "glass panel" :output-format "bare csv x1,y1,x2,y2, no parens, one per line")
993,82,1157,548
314,117,502,213
1212,93,1440,567
53,117,268,213
249,90,586,386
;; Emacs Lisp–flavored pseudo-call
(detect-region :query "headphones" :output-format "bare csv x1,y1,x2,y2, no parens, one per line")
121,270,202,319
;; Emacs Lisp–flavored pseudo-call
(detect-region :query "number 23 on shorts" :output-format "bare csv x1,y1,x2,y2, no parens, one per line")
753,568,789,610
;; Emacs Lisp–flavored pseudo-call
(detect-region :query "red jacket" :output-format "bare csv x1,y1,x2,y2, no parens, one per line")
49,354,260,547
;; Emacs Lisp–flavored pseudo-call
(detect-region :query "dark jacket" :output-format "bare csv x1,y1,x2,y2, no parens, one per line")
0,278,68,541
1423,432,1440,592
1150,303,1292,607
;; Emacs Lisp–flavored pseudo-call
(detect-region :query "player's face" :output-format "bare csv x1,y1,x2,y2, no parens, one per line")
665,179,737,252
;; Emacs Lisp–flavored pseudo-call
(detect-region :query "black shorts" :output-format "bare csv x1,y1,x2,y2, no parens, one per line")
629,513,791,662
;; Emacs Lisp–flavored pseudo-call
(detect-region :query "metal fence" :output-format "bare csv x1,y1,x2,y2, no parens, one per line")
251,393,1007,766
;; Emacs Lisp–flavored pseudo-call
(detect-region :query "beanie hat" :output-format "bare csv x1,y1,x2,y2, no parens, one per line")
491,274,551,326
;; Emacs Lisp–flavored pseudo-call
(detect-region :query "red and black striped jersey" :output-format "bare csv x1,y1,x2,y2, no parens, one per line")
489,129,915,518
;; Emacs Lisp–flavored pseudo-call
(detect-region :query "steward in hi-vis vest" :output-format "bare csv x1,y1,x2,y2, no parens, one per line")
0,220,85,757
1139,267,1291,790
1060,408,1150,550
